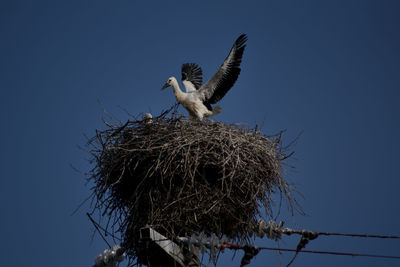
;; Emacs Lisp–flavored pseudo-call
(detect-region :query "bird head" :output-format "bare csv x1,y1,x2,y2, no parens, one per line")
161,77,175,90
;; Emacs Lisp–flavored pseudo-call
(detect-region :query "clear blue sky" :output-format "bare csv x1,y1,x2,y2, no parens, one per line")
1,1,399,266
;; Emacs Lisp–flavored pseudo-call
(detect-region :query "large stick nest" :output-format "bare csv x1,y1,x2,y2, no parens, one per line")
87,108,295,260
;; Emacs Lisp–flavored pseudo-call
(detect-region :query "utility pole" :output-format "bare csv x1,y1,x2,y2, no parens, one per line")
138,227,199,267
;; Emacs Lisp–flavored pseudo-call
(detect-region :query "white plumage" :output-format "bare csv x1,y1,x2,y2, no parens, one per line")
161,34,247,120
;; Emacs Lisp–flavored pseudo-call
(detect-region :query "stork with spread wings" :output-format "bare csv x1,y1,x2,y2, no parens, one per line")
162,34,247,120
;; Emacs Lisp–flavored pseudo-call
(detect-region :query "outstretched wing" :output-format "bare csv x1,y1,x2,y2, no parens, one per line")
181,63,203,92
198,34,247,104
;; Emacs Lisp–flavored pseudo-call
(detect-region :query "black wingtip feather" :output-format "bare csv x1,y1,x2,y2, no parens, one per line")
201,34,248,104
181,63,203,89
235,34,248,49
230,34,247,67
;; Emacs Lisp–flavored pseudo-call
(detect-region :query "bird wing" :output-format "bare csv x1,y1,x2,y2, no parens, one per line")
181,63,203,92
198,34,247,104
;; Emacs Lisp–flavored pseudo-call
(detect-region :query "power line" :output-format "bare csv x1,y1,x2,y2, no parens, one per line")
252,221,400,266
256,220,400,240
219,241,400,266
196,233,400,266
283,229,400,239
257,246,400,260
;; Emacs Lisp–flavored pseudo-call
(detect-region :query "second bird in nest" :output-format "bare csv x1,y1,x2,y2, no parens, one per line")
161,34,247,121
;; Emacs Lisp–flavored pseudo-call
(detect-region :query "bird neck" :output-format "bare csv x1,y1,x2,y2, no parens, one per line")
171,79,185,102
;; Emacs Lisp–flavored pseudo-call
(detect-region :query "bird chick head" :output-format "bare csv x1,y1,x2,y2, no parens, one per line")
161,77,176,90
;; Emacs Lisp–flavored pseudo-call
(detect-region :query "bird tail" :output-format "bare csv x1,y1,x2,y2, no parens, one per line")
212,106,222,115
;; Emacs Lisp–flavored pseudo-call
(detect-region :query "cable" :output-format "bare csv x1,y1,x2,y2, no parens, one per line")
257,246,400,260
254,220,400,266
307,231,400,239
219,242,400,260
255,220,400,240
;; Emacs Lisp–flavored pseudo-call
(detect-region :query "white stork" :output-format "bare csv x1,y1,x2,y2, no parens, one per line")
161,34,247,120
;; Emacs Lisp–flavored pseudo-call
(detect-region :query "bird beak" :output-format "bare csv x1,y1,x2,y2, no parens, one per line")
161,83,169,90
